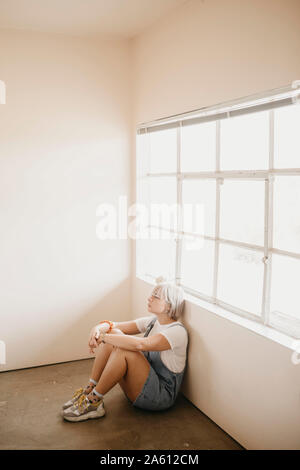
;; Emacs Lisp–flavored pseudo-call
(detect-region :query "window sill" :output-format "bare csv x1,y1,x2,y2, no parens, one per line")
184,292,298,352
136,275,298,352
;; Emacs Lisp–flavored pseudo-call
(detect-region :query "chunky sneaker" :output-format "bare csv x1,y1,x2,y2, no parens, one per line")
62,387,85,411
63,394,105,422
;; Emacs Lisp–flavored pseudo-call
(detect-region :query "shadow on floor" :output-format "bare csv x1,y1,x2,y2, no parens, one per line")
0,358,243,450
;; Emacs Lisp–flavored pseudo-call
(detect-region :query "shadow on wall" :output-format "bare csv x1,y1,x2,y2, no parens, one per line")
3,278,131,372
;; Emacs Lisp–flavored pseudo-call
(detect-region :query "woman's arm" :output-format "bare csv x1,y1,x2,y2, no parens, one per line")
98,332,143,352
99,332,171,352
88,321,140,354
112,320,140,335
139,334,171,352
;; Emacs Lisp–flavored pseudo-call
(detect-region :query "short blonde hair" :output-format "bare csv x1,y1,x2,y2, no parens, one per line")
154,277,185,320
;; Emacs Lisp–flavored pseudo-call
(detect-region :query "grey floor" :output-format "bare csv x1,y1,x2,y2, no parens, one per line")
0,359,243,450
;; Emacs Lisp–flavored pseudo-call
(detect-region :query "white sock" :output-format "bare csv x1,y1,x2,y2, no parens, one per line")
92,389,103,400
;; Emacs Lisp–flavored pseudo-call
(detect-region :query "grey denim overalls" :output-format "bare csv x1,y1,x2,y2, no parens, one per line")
132,317,188,411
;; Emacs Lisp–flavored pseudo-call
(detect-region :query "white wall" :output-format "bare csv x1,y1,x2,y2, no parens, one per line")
132,0,300,123
0,29,132,371
131,0,300,450
1,0,300,449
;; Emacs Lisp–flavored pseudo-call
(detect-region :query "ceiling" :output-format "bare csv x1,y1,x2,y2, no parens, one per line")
0,0,188,38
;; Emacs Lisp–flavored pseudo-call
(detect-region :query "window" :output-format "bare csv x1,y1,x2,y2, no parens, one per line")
136,84,300,339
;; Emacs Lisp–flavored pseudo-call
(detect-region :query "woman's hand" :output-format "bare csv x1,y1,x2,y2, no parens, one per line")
95,327,123,346
88,323,110,354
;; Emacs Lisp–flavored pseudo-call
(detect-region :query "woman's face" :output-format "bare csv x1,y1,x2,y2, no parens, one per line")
147,286,168,315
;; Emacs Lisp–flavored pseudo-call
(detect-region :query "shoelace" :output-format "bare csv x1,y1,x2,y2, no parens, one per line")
75,394,89,412
72,387,84,400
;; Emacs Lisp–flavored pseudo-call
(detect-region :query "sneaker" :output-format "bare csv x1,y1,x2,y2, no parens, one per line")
62,387,85,411
63,395,105,422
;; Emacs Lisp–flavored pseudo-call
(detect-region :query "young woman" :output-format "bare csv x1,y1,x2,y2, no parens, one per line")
62,278,188,422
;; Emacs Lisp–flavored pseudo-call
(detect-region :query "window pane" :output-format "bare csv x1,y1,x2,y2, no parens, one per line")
136,178,149,209
220,180,265,245
149,128,177,173
273,176,300,254
136,236,148,279
270,254,300,337
181,121,216,172
136,133,149,177
220,111,269,170
182,179,216,237
274,104,300,169
181,237,215,297
135,178,150,239
136,227,176,281
218,244,264,315
149,177,177,230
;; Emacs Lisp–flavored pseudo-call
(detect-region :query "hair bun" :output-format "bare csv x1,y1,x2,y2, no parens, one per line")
155,276,167,284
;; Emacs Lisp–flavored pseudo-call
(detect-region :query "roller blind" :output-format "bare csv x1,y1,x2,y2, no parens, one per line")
137,82,300,134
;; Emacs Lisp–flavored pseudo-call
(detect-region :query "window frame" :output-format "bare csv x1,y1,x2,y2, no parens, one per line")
136,84,300,338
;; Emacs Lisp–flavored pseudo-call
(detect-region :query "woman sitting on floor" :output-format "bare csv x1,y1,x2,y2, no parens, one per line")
62,277,188,422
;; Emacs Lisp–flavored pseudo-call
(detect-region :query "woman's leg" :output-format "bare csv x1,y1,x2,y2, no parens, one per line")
63,340,151,421
89,341,115,383
88,347,150,403
84,329,122,393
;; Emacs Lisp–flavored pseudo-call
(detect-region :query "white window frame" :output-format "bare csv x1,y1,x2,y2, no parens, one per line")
136,82,300,338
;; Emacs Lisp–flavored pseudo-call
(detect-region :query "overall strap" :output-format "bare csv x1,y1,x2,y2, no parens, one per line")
143,318,157,361
143,317,157,338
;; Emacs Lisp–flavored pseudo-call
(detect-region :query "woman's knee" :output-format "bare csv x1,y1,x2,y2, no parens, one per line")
95,329,122,353
110,345,124,356
96,341,114,355
112,348,147,365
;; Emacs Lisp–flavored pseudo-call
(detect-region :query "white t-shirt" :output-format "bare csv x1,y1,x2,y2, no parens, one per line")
134,315,188,374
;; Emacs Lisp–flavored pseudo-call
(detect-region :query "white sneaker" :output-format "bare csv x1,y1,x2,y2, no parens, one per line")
63,395,105,422
62,387,85,411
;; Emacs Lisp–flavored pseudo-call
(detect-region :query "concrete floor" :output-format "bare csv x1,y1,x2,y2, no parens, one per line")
0,359,243,450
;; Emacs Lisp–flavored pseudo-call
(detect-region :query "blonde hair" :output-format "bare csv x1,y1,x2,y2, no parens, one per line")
154,276,185,320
